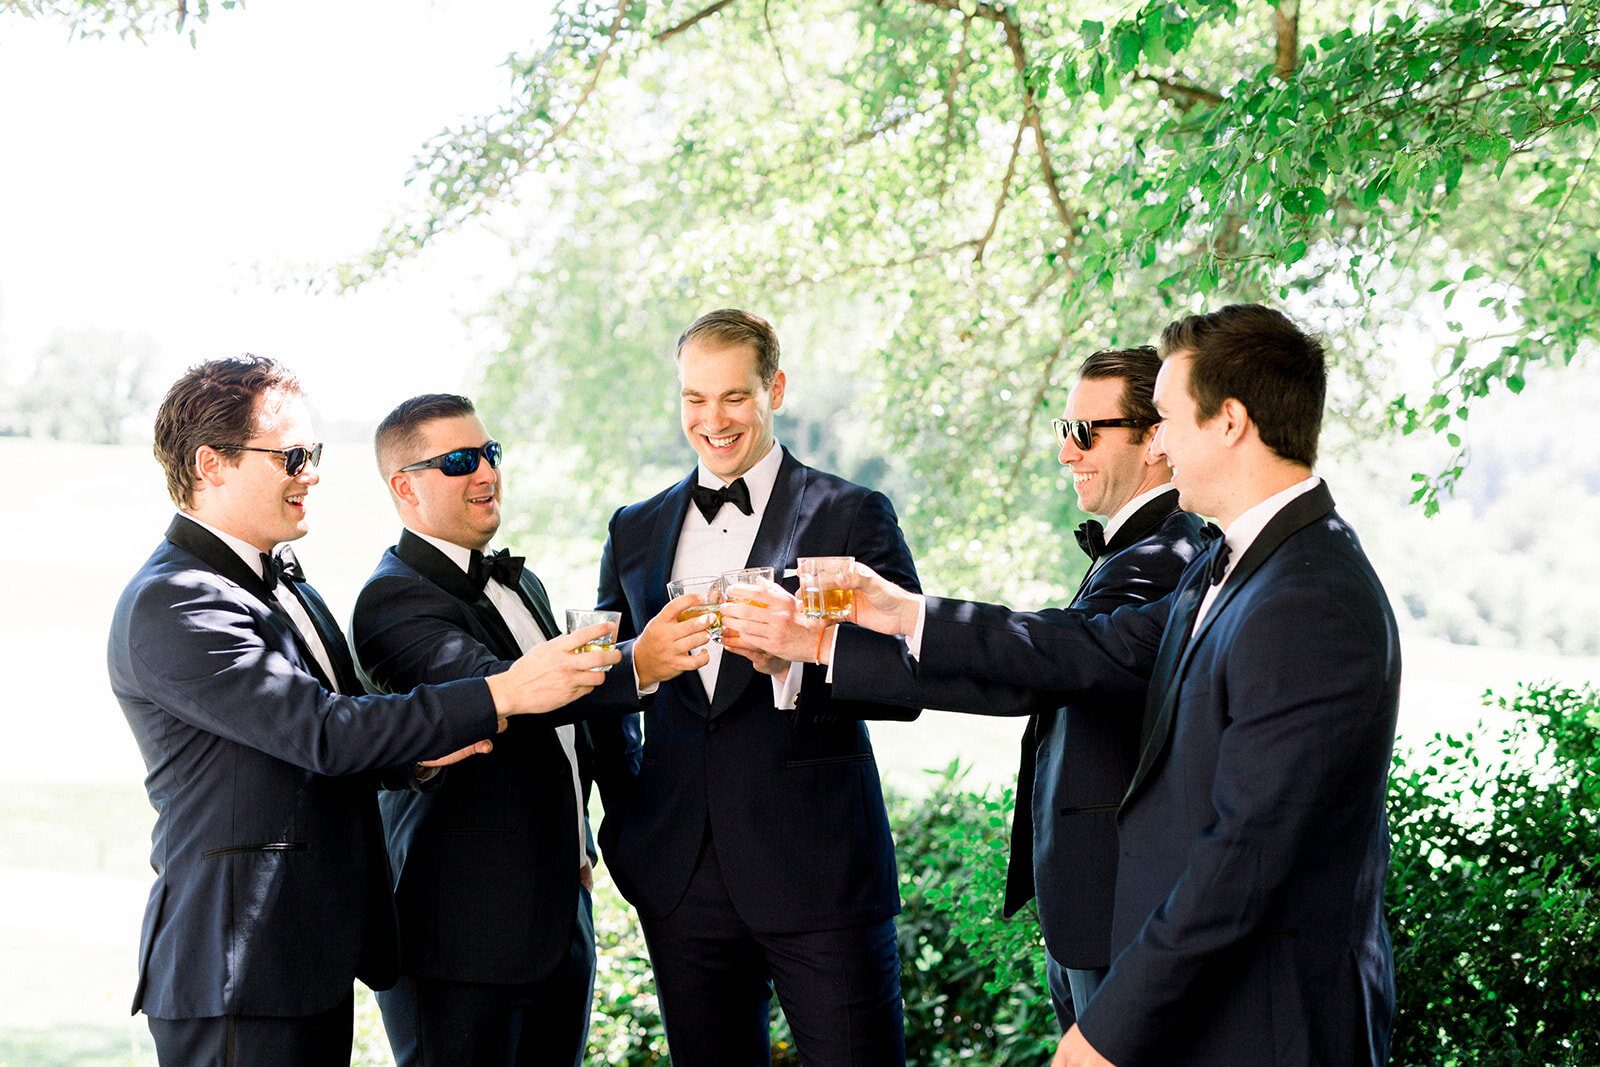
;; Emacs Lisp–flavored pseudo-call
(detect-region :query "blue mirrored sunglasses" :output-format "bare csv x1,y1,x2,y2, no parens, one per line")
398,440,503,477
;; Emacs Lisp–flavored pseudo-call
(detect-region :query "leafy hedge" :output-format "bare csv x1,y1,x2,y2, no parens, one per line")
356,683,1599,1063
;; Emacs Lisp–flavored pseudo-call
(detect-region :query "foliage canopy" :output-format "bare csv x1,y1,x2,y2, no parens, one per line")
323,0,1600,592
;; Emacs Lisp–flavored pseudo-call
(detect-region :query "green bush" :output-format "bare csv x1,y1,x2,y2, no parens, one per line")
584,763,1058,1063
893,763,1058,1065
1388,682,1600,1066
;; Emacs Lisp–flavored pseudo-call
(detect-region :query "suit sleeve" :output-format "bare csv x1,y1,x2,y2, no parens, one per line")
915,593,1166,699
125,573,498,777
351,571,642,732
1078,585,1397,1064
795,488,924,723
834,531,1196,717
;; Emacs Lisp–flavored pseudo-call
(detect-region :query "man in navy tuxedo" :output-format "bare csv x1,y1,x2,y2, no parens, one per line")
595,308,920,1065
779,305,1400,1067
349,394,706,1066
725,346,1207,1029
107,357,618,1066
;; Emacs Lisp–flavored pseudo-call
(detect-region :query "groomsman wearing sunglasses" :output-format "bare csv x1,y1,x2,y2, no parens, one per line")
758,306,1402,1067
348,394,708,1067
594,309,920,1065
108,358,618,1066
726,346,1208,1029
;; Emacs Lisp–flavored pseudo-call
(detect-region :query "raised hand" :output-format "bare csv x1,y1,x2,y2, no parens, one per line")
835,560,921,637
719,578,818,669
485,622,619,716
633,593,714,686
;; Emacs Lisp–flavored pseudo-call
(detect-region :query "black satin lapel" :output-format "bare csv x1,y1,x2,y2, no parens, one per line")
165,515,275,602
516,570,560,642
647,471,699,619
1126,569,1209,802
1069,488,1181,602
1185,482,1335,653
1124,483,1335,805
1102,487,1181,557
283,580,362,694
744,448,805,574
711,451,804,715
164,517,343,693
395,530,522,658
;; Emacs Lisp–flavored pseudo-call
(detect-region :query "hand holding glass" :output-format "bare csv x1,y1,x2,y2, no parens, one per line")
798,556,855,621
565,609,621,670
666,576,724,640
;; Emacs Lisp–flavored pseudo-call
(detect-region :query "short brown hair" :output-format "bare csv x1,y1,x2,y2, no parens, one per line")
1158,304,1325,467
374,393,477,476
676,309,781,387
153,355,303,509
1079,346,1161,440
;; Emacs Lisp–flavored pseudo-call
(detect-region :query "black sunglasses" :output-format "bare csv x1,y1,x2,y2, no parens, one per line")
1052,418,1152,451
216,442,324,476
398,440,503,477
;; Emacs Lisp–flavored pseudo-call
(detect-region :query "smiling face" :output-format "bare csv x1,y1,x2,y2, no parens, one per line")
678,337,785,483
195,390,319,553
389,413,502,551
1057,375,1163,519
1151,351,1227,519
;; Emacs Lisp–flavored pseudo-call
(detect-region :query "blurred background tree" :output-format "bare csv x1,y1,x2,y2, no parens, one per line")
331,0,1599,598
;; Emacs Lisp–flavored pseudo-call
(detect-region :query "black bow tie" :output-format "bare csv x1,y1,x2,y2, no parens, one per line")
259,548,304,592
1074,520,1107,561
469,548,525,591
1206,537,1232,586
691,478,753,524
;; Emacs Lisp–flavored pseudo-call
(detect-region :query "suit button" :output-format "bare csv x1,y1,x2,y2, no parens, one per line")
707,721,720,733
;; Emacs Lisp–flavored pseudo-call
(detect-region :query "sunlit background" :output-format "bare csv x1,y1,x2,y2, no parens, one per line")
3,3,1597,1063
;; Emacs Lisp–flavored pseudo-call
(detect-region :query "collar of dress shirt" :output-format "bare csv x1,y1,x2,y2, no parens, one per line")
1214,475,1322,585
405,527,480,575
182,513,277,581
694,440,784,521
1101,482,1179,544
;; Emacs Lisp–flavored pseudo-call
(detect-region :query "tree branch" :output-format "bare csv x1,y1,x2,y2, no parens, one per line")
655,0,739,42
974,119,1026,264
1274,0,1300,80
1139,74,1224,109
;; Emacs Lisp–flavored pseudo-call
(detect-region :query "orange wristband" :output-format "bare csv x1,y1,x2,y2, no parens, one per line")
816,622,835,664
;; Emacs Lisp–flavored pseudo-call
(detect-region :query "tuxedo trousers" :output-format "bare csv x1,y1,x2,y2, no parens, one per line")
640,827,905,1067
147,992,353,1067
377,886,595,1067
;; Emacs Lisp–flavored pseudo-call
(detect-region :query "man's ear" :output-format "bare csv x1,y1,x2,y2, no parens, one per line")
1216,398,1251,447
194,445,229,489
390,470,420,507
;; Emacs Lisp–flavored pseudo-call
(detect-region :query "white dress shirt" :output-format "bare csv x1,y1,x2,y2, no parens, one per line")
670,443,804,709
408,529,589,874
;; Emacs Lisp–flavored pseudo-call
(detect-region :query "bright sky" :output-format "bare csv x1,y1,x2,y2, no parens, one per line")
0,0,552,419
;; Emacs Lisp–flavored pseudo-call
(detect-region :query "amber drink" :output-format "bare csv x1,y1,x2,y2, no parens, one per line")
798,556,855,621
564,609,621,670
667,576,724,641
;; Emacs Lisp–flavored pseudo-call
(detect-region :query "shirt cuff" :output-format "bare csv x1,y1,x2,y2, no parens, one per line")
772,659,804,710
634,661,659,697
822,625,843,683
906,595,928,661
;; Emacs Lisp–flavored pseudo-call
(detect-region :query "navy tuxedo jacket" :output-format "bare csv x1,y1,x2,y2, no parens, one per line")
916,484,1399,1066
596,448,920,933
833,491,1206,967
107,516,499,1020
348,531,643,984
